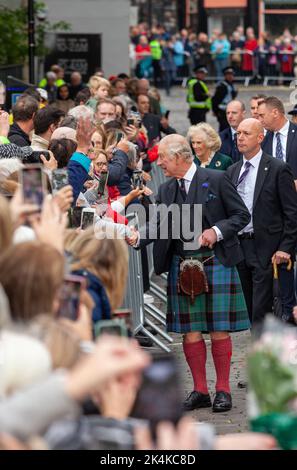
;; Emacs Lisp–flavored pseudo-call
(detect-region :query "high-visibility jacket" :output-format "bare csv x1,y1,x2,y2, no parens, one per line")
149,40,162,61
39,78,65,88
187,78,211,110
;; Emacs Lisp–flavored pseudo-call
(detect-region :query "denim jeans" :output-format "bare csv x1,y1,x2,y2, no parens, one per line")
214,58,229,80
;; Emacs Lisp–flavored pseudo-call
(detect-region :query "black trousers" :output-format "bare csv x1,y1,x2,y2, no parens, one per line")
215,109,229,132
152,60,163,87
188,108,208,125
237,239,273,324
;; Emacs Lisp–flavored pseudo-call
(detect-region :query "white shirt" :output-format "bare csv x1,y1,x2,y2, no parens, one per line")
272,119,289,162
237,149,263,234
178,162,223,241
177,161,197,193
231,127,237,141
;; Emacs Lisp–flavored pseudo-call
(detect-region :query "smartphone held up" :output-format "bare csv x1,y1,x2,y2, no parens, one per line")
131,169,143,190
131,353,183,437
19,164,46,208
57,274,86,321
51,169,69,194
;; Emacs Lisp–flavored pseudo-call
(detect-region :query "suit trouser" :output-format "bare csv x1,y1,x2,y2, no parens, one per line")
237,239,273,324
278,262,296,322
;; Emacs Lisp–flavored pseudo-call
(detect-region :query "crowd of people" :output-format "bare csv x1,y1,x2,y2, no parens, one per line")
130,23,297,88
0,58,297,451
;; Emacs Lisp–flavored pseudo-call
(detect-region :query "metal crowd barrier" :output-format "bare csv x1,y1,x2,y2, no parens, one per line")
146,163,170,302
263,76,295,86
122,212,172,352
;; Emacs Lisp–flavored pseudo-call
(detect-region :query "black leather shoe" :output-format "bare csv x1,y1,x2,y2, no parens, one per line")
212,391,232,412
183,391,212,411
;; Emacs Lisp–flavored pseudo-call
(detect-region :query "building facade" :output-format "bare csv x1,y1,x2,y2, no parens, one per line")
132,0,297,37
1,0,131,78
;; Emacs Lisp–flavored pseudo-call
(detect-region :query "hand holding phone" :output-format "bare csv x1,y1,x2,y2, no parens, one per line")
127,118,134,127
96,171,109,196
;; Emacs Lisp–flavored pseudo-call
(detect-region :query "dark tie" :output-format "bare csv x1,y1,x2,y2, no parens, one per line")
231,133,240,162
179,178,187,201
237,161,252,187
233,133,238,149
275,132,284,161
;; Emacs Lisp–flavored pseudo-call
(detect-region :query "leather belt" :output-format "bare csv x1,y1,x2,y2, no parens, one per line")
238,232,254,240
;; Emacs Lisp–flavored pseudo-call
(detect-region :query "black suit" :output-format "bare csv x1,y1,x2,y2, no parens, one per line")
262,122,297,178
139,166,250,275
227,152,297,323
212,81,237,132
219,127,242,163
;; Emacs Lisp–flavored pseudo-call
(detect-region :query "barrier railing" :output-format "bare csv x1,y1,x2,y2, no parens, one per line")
122,212,172,352
134,46,297,87
146,164,170,302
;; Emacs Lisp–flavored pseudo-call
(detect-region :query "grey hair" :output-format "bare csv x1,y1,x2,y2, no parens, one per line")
167,141,194,163
187,123,221,153
0,158,24,181
126,141,138,169
68,105,94,123
46,71,56,80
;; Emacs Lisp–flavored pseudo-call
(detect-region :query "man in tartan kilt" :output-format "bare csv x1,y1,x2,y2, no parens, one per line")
128,134,251,412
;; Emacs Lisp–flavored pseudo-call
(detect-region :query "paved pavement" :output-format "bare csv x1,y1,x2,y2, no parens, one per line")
147,85,294,434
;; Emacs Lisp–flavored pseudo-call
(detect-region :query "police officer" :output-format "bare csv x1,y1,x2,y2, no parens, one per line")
212,66,237,132
187,66,211,125
150,36,163,88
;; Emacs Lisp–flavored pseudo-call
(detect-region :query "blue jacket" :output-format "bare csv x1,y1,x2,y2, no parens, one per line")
211,39,231,60
72,269,111,323
68,149,129,205
68,152,91,205
107,150,129,186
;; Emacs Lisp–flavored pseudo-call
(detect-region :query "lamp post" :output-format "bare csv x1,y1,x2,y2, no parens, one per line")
258,0,265,38
28,0,35,84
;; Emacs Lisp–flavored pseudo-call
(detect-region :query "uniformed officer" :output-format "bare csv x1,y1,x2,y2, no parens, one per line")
212,66,237,132
186,66,211,125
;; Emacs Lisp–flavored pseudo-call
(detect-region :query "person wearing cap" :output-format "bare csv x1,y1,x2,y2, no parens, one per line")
212,67,237,132
39,72,58,104
288,105,297,125
186,66,211,125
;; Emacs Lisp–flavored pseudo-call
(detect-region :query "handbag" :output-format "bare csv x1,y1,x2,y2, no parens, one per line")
178,258,209,304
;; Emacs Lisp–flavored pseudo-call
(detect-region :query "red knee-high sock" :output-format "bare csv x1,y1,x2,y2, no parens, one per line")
211,337,232,393
183,340,208,394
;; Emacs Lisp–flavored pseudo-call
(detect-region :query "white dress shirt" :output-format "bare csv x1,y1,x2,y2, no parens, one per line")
237,149,263,234
178,162,223,241
177,161,197,193
272,119,289,161
231,127,237,141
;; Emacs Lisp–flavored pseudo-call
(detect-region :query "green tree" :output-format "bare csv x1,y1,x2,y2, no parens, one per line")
0,1,70,66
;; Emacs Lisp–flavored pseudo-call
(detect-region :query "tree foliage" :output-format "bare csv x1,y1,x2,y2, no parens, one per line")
0,2,70,66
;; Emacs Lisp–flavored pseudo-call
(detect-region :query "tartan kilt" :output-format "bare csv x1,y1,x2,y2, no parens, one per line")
167,250,250,333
